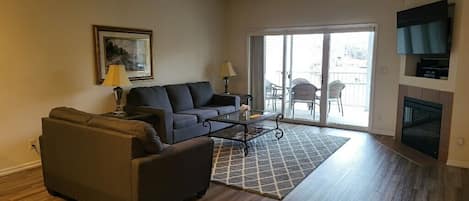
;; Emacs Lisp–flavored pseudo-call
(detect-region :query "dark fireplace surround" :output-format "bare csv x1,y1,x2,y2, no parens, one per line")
396,85,453,162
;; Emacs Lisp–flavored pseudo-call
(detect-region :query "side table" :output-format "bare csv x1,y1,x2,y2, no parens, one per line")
101,112,155,121
230,93,253,106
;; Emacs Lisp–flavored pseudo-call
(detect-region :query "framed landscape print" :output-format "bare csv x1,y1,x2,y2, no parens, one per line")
93,25,154,84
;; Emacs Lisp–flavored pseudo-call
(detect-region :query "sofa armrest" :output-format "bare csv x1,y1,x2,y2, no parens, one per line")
131,137,214,201
211,94,240,110
134,106,174,144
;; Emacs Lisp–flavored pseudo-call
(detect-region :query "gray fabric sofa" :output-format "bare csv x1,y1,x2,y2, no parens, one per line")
40,107,213,201
126,81,240,144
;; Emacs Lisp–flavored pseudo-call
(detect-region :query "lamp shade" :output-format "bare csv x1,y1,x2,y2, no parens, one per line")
102,65,132,87
220,61,237,78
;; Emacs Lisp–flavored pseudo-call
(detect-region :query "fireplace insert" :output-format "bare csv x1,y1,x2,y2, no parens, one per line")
402,97,442,159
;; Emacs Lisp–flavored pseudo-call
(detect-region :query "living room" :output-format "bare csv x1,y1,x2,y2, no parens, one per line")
1,0,469,201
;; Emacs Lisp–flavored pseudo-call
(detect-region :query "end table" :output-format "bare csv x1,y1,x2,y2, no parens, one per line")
101,112,155,121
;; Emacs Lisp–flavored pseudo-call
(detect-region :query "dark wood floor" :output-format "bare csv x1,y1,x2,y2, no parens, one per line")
1,127,468,201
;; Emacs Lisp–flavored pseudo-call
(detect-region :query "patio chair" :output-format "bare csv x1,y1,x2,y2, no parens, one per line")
291,83,320,119
328,80,346,116
292,78,311,86
265,80,283,111
292,78,314,111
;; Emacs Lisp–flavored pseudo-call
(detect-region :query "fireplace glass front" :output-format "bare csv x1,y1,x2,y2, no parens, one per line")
402,97,442,159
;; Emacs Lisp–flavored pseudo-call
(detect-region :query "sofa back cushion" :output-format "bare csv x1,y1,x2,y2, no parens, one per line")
187,81,214,108
49,107,93,125
126,86,173,112
165,84,194,112
48,107,164,154
89,116,165,154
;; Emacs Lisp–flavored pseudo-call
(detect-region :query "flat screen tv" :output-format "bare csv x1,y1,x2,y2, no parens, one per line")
397,1,449,55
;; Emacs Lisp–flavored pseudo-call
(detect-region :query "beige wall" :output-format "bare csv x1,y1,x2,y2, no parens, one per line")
0,0,225,171
448,0,469,167
225,0,405,135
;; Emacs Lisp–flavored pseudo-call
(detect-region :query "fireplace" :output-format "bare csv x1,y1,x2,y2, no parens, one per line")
396,85,453,162
402,97,442,159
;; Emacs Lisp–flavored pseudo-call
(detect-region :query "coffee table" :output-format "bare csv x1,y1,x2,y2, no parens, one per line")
204,110,284,156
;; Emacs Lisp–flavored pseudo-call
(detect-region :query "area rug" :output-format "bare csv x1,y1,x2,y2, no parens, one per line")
210,123,349,200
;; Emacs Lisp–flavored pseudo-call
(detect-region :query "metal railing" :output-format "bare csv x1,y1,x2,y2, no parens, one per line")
267,70,369,108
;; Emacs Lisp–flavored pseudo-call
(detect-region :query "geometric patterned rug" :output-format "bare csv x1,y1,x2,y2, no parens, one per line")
211,123,349,200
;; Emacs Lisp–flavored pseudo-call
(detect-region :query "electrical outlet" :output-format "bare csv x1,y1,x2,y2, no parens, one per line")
29,138,38,150
457,137,465,146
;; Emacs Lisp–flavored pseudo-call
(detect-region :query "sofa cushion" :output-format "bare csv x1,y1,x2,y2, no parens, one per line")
49,107,93,125
127,86,173,112
173,114,198,129
89,116,164,154
165,84,194,112
187,81,214,108
200,105,236,115
177,109,218,122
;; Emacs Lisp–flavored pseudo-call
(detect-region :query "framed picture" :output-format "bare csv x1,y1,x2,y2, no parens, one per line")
93,25,154,84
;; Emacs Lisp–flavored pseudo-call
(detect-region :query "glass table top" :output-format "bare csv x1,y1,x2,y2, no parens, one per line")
207,110,280,125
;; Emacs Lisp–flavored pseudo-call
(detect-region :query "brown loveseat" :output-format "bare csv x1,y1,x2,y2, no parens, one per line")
40,107,213,201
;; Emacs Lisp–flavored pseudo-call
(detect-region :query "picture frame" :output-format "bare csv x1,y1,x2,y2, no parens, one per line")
93,25,154,84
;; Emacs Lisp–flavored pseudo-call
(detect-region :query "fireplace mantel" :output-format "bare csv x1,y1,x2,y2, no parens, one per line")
396,84,454,162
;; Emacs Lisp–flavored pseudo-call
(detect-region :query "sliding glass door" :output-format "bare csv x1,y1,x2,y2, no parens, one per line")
255,26,375,129
327,32,374,127
264,35,284,113
286,34,324,122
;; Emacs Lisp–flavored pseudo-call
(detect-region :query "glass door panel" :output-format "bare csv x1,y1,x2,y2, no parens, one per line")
327,32,374,127
284,34,324,122
264,35,284,113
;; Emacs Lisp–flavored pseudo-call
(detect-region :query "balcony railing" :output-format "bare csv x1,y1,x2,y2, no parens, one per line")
267,70,369,108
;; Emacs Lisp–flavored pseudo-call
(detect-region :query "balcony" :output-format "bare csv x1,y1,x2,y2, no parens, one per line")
264,70,370,127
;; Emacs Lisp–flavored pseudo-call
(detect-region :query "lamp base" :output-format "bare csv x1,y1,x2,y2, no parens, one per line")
112,87,126,116
223,77,229,94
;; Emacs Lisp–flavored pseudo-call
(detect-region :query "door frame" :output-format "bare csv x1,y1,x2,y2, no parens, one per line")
247,23,379,132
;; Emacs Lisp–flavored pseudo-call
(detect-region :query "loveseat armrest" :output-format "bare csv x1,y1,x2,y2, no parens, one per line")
134,106,174,144
131,137,214,201
211,94,240,110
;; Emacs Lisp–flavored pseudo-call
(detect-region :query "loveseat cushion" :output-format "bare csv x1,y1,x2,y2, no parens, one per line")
165,84,194,112
173,114,198,129
187,81,214,108
177,109,218,122
49,107,93,125
126,86,173,112
89,116,164,154
200,105,236,115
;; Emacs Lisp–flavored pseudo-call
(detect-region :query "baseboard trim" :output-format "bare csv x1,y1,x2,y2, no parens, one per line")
0,160,41,177
370,128,395,136
447,160,469,168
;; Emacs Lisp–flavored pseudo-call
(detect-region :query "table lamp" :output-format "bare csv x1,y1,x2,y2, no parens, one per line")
220,61,237,94
102,64,132,115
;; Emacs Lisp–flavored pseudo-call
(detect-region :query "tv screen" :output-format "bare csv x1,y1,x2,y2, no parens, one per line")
397,1,449,55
